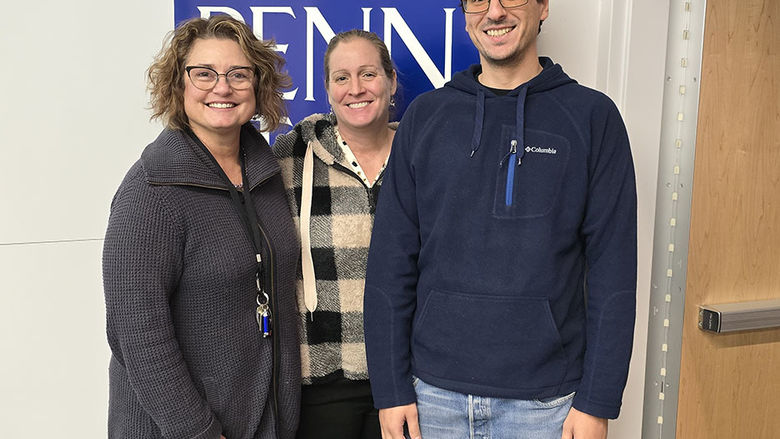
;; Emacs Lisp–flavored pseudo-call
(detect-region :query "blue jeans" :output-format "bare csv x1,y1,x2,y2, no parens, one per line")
413,377,574,439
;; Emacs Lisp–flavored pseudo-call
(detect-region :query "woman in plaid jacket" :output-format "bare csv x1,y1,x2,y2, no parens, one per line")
273,30,398,439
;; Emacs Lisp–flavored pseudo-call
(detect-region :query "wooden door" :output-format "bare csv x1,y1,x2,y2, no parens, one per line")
676,0,780,438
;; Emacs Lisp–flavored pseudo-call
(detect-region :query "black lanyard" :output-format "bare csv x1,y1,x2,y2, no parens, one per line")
188,130,273,337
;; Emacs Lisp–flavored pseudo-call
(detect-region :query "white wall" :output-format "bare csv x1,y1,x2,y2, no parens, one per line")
0,1,172,436
537,2,668,435
0,1,667,437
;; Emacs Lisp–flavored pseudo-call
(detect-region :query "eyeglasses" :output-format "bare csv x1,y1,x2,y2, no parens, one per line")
461,0,530,14
185,66,255,91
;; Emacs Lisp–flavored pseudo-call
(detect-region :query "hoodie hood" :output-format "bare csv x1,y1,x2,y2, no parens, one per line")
445,57,576,160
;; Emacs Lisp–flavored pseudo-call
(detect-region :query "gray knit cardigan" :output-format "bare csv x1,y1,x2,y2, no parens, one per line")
272,113,397,385
103,125,300,439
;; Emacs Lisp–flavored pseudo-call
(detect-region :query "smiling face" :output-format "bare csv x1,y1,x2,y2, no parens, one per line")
326,38,397,134
183,38,257,144
465,0,549,68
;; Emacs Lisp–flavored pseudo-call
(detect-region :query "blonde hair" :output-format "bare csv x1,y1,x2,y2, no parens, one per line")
147,15,291,132
323,29,396,88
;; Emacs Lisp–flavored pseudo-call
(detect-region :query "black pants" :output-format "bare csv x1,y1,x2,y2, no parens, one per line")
296,380,381,439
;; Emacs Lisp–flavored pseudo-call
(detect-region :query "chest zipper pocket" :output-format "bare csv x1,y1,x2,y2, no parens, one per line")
492,128,570,219
503,139,519,206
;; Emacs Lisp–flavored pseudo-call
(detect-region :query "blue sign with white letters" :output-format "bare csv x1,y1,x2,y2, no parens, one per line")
173,0,478,135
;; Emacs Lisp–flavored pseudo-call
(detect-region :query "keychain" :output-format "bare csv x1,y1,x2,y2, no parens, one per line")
256,291,272,337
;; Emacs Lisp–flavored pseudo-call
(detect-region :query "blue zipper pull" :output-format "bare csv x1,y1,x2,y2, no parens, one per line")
505,140,518,206
256,291,272,338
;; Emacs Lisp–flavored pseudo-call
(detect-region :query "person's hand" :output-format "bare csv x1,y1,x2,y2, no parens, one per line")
379,403,421,439
561,407,607,439
220,435,227,439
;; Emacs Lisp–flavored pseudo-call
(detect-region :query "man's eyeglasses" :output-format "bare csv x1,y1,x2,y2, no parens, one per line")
461,0,530,14
185,66,255,91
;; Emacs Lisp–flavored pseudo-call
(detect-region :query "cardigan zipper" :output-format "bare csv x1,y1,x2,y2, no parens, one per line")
255,213,281,438
241,174,283,438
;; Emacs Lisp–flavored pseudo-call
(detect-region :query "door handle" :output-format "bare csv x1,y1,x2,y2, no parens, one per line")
698,298,780,333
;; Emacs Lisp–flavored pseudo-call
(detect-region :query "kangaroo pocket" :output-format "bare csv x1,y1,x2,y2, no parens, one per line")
412,289,568,392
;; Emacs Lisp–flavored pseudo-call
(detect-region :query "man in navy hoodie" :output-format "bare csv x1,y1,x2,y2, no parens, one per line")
364,1,636,438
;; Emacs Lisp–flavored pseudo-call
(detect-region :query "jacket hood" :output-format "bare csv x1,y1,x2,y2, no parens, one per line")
273,112,399,314
445,57,576,160
446,57,575,96
289,112,399,169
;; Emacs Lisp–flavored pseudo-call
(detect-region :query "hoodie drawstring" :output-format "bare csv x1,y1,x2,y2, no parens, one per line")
469,90,486,157
301,141,317,316
469,87,528,166
514,86,528,166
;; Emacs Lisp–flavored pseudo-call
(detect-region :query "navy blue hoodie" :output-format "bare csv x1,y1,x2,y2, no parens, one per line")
364,58,637,419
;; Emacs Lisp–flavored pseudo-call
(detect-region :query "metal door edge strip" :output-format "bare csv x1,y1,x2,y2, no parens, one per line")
641,1,707,438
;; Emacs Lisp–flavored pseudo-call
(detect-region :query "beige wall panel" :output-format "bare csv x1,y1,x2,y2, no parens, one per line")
0,241,110,437
677,0,780,438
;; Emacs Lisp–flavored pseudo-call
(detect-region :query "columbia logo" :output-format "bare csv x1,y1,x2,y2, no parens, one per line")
525,146,558,155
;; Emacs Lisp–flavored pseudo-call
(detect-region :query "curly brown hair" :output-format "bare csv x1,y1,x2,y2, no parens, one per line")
147,15,291,132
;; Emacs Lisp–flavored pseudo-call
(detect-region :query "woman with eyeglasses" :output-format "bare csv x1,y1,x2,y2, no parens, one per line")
103,15,300,439
272,30,398,439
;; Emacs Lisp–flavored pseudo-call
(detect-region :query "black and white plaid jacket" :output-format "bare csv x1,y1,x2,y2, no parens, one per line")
273,113,398,385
